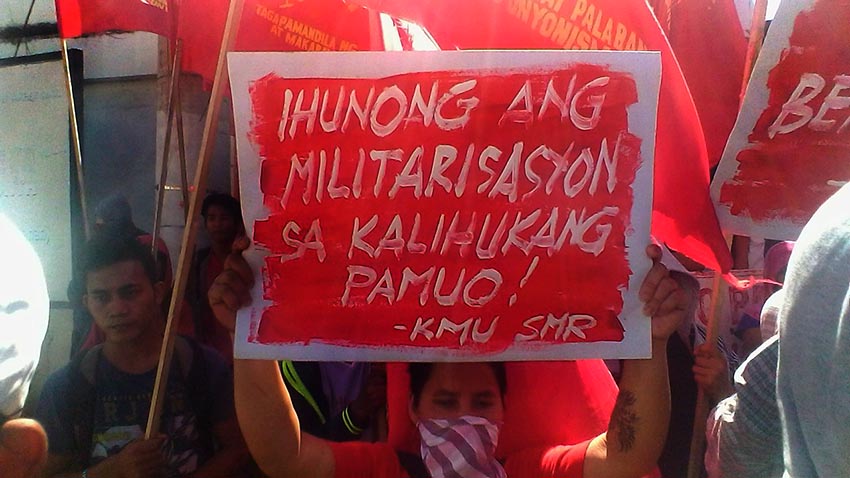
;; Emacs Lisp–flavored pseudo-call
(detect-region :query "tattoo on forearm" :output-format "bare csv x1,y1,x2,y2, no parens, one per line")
611,390,638,452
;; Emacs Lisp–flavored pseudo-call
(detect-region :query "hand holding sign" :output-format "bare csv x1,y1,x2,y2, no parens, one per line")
641,245,688,343
209,236,254,333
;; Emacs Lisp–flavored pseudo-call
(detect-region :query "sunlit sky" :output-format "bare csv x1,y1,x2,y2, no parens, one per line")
767,0,782,20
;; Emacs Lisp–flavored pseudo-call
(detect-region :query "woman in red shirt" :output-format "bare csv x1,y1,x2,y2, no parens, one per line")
211,244,688,478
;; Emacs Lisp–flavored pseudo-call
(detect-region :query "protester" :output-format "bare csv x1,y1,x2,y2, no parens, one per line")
93,194,172,284
35,234,249,477
777,183,850,477
0,213,50,478
280,361,387,442
209,241,689,478
77,194,195,353
188,193,244,363
704,335,781,478
756,241,793,341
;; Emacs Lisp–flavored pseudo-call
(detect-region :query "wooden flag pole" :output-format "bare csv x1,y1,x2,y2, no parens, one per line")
145,0,245,438
60,39,90,238
151,40,183,259
741,0,770,95
175,78,190,219
686,268,727,478
687,3,770,475
229,117,239,199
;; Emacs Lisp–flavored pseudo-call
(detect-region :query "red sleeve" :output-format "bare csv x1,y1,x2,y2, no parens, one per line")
329,441,406,478
503,439,591,478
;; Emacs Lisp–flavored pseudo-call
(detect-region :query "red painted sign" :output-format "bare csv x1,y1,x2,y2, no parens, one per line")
229,51,659,360
712,0,850,240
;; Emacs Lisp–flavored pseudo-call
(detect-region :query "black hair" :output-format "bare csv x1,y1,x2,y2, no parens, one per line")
80,232,158,285
201,193,242,224
409,362,507,409
93,194,144,238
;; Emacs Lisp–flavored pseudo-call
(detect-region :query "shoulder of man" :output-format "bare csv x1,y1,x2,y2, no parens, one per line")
40,345,102,402
34,361,78,412
175,336,232,415
175,336,229,379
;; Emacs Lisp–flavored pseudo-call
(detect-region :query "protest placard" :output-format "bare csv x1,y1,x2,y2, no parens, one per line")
711,0,850,240
692,270,772,359
229,50,659,360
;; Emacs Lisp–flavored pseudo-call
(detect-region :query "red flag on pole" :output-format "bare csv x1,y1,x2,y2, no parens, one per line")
350,0,733,272
179,0,385,84
54,0,175,39
658,0,748,166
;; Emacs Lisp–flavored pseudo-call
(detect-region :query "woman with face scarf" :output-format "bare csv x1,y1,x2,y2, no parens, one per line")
210,243,690,478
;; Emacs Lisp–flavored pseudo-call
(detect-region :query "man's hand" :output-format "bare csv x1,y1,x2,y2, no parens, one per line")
208,237,254,333
693,343,734,403
639,245,689,343
93,436,167,478
0,418,47,478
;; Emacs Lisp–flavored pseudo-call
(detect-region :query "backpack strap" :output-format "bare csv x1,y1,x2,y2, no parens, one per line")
65,345,102,468
280,360,326,424
397,451,430,478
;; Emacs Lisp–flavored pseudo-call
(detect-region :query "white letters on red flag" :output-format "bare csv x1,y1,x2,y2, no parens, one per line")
229,50,660,361
712,0,850,240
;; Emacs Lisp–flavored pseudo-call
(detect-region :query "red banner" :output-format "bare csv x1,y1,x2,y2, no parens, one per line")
351,0,733,273
712,0,850,240
54,0,175,39
662,0,747,166
230,51,659,361
179,0,384,83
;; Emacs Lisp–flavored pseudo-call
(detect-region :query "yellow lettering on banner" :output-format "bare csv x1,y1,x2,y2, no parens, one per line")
614,22,627,49
257,4,354,51
505,0,647,52
142,0,168,11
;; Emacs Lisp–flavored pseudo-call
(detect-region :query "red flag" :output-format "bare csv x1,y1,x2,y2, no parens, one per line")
54,0,175,39
179,0,385,84
351,0,733,272
660,0,748,166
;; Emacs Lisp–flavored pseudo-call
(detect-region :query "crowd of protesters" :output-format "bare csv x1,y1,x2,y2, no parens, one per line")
2,184,849,477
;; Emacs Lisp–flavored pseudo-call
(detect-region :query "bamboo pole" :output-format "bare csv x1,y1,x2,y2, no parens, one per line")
686,269,727,478
176,80,190,219
686,3,770,475
741,0,770,95
151,41,183,259
145,0,245,438
60,39,90,238
229,122,239,199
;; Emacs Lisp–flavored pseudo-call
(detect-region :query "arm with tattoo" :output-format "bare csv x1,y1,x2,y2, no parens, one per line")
582,249,689,478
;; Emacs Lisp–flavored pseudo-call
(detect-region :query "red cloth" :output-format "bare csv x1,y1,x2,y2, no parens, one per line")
350,0,733,272
386,361,616,459
136,235,174,288
660,0,747,166
54,0,175,39
329,439,590,478
195,252,234,363
178,0,384,85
